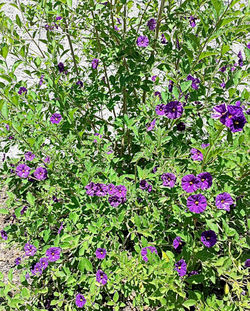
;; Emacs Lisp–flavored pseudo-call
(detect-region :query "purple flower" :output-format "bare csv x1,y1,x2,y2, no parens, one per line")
188,270,198,277
245,259,250,268
75,294,86,308
21,206,28,215
173,236,185,252
85,182,96,196
176,38,180,50
15,257,21,266
96,269,108,285
114,25,119,31
76,80,83,87
220,82,226,88
197,172,212,190
238,51,243,67
152,165,159,173
220,105,244,127
25,273,30,280
16,164,31,178
219,66,227,72
108,195,125,207
212,104,227,119
25,152,35,161
181,174,200,193
247,43,250,49
176,122,186,131
201,143,210,149
187,75,200,90
91,58,99,69
58,62,65,73
146,119,156,131
39,75,44,86
44,156,51,164
39,257,49,270
8,135,14,140
141,246,157,262
161,33,167,44
5,124,10,131
187,194,207,213
31,263,43,276
228,114,247,132
139,180,152,192
161,173,176,188
201,230,217,247
96,248,107,259
18,87,27,95
168,80,174,92
136,36,149,47
151,75,157,82
154,91,162,100
147,18,156,30
215,192,233,212
116,185,127,198
24,243,37,256
155,104,166,115
175,259,187,277
165,101,183,119
58,222,64,234
50,113,62,124
94,183,108,197
46,247,61,262
190,148,203,161
189,16,196,27
1,230,8,240
107,183,117,195
34,167,47,180
117,18,121,24
235,100,241,107
56,16,62,21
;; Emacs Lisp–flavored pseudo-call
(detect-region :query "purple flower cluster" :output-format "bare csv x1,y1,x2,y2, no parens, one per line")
175,259,187,276
96,269,108,285
25,152,35,161
190,148,203,161
146,119,156,131
161,33,167,44
136,36,149,47
34,167,47,180
50,113,62,124
75,294,86,308
147,18,156,31
141,246,158,262
96,248,107,259
1,230,8,240
85,182,127,207
238,51,243,67
187,75,200,90
189,16,196,27
215,192,233,212
18,87,27,95
173,236,185,252
92,58,99,69
201,230,217,247
139,180,152,192
161,173,176,188
155,101,184,119
212,104,247,132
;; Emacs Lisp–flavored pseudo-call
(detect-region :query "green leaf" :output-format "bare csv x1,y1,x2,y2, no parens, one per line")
78,258,93,272
183,299,196,307
1,103,9,119
0,208,9,214
113,291,119,302
172,86,179,99
181,80,192,92
199,51,217,60
67,0,72,7
221,44,230,56
1,44,9,59
15,14,22,28
0,75,12,83
211,0,222,18
26,192,35,206
21,288,30,299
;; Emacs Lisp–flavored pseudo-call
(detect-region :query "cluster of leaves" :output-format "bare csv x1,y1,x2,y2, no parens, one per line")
0,0,249,310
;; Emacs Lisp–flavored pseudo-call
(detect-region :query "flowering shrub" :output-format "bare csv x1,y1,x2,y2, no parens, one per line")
0,0,249,310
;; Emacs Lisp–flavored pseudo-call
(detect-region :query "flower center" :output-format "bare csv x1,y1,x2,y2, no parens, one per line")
221,200,224,203
195,201,199,205
52,252,55,256
228,114,232,119
22,170,25,172
201,178,205,182
234,121,239,125
189,181,193,185
178,266,181,270
207,236,210,240
172,108,176,112
168,178,171,181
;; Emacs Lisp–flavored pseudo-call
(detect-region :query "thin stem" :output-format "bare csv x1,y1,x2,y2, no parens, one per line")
64,19,79,76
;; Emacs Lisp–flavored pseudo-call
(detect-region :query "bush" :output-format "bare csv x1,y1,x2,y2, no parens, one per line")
0,0,249,310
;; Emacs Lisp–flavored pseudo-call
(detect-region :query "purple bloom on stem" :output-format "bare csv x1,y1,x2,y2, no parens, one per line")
31,263,43,276
75,294,86,308
44,156,51,164
107,183,117,195
50,113,62,124
187,194,207,213
94,183,108,197
58,222,64,234
24,243,37,256
25,152,35,161
96,269,108,285
201,143,210,149
228,114,247,133
161,33,167,44
18,87,27,95
247,43,250,49
189,16,196,27
1,230,7,240
114,25,119,31
21,206,28,215
245,259,250,268
152,165,159,173
96,248,107,259
212,104,227,119
141,246,157,262
161,173,176,188
215,192,233,212
39,75,44,86
116,185,127,198
139,180,152,192
108,195,125,207
39,257,49,270
5,124,10,130
46,247,61,262
188,270,198,276
15,257,21,266
220,82,226,88
92,58,99,69
147,18,156,30
187,75,200,90
16,164,31,178
154,91,162,100
175,259,187,276
56,16,62,21
173,236,185,252
76,80,83,87
181,174,200,193
197,172,213,190
176,122,186,131
155,104,166,115
201,230,217,247
34,167,47,180
136,36,149,47
146,119,156,131
58,62,65,73
238,51,243,67
219,66,227,72
165,101,183,119
190,148,203,161
220,105,244,126
235,100,241,107
151,75,157,82
85,182,96,196
168,80,174,92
